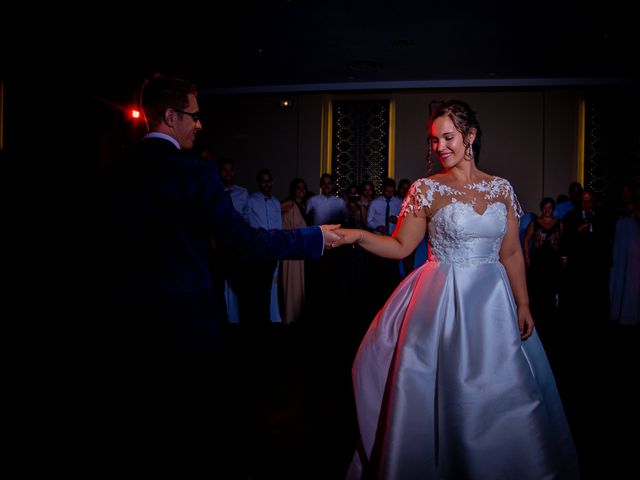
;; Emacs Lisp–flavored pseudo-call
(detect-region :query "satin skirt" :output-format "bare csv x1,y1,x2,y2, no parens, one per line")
347,260,580,479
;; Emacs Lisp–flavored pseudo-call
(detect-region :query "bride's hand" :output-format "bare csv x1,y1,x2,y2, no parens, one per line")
320,224,341,248
518,307,535,340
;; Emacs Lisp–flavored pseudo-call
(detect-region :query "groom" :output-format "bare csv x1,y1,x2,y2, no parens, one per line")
95,73,340,352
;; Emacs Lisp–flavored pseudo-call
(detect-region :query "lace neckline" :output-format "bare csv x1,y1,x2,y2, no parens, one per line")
400,175,523,219
429,176,498,195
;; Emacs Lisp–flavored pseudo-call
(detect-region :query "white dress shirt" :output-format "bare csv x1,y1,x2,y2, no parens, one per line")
225,184,250,220
247,192,282,229
306,194,348,225
368,196,402,235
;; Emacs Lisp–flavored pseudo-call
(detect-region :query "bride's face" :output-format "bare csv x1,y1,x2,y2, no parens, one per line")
429,116,466,169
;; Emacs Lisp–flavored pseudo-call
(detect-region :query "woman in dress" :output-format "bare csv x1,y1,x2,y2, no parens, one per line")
360,180,376,227
280,178,309,324
523,197,563,325
609,180,640,326
335,100,579,479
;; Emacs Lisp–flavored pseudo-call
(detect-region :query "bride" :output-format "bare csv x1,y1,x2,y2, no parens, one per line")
335,100,580,479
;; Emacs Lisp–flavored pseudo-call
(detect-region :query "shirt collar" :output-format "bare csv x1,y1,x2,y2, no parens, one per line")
144,132,181,150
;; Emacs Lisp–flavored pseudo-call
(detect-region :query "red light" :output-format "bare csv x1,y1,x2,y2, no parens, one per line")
131,109,141,119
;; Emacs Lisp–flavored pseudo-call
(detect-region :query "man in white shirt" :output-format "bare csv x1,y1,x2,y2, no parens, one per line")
305,173,350,325
220,159,249,220
218,159,249,323
368,178,402,236
245,169,283,327
247,169,282,230
306,173,349,226
366,178,403,308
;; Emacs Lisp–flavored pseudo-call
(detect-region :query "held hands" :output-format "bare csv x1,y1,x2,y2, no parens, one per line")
320,226,366,249
331,228,365,248
320,224,342,248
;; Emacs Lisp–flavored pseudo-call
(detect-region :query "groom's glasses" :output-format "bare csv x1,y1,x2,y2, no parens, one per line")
173,109,200,123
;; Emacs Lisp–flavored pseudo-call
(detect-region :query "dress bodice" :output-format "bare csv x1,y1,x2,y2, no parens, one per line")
429,200,506,264
400,176,522,265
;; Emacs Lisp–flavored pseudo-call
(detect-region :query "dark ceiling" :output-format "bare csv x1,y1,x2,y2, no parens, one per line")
103,0,636,93
5,0,638,100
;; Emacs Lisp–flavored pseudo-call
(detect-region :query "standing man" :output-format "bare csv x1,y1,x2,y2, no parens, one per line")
366,178,403,304
306,173,349,226
305,173,350,324
96,74,340,352
554,181,583,219
396,178,411,202
218,158,249,324
245,169,283,328
219,158,249,220
561,189,612,321
368,178,402,236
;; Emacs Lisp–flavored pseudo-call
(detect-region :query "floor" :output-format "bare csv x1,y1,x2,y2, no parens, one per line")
220,317,639,480
33,311,637,478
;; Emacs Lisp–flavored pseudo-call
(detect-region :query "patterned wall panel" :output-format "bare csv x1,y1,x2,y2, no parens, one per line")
585,100,609,198
332,100,390,195
585,89,640,215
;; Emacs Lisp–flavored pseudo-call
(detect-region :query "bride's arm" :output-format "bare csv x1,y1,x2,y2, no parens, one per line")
499,210,534,339
335,212,427,259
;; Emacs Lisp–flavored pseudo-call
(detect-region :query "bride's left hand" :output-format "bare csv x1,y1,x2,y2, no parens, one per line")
518,308,535,340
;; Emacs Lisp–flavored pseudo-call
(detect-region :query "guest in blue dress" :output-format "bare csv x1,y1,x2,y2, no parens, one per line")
609,181,640,326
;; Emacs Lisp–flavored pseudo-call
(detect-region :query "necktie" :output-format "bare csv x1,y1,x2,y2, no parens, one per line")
385,198,390,235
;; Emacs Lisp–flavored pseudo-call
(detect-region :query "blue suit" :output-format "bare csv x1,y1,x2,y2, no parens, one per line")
97,137,323,352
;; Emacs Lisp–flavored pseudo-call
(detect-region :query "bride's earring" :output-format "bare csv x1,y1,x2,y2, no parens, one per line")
466,143,474,160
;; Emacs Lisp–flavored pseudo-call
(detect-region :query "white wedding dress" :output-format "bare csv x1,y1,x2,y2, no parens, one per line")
347,177,580,479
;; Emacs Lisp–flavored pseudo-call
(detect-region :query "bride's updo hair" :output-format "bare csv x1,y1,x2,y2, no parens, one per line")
426,100,482,174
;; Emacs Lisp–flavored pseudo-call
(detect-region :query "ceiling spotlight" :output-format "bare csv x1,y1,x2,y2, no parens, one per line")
279,99,293,109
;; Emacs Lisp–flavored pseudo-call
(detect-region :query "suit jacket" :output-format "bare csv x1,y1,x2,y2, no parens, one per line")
96,137,323,352
561,207,611,270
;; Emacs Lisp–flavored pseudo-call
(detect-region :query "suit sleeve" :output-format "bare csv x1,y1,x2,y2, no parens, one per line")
194,161,323,260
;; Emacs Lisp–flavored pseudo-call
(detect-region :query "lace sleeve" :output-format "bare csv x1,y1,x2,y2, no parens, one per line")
399,178,432,218
497,178,523,218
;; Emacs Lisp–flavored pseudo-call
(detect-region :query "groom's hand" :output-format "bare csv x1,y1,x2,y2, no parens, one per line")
320,224,341,248
331,228,365,248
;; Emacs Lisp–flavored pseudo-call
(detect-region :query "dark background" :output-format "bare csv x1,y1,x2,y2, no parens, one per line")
2,2,638,478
